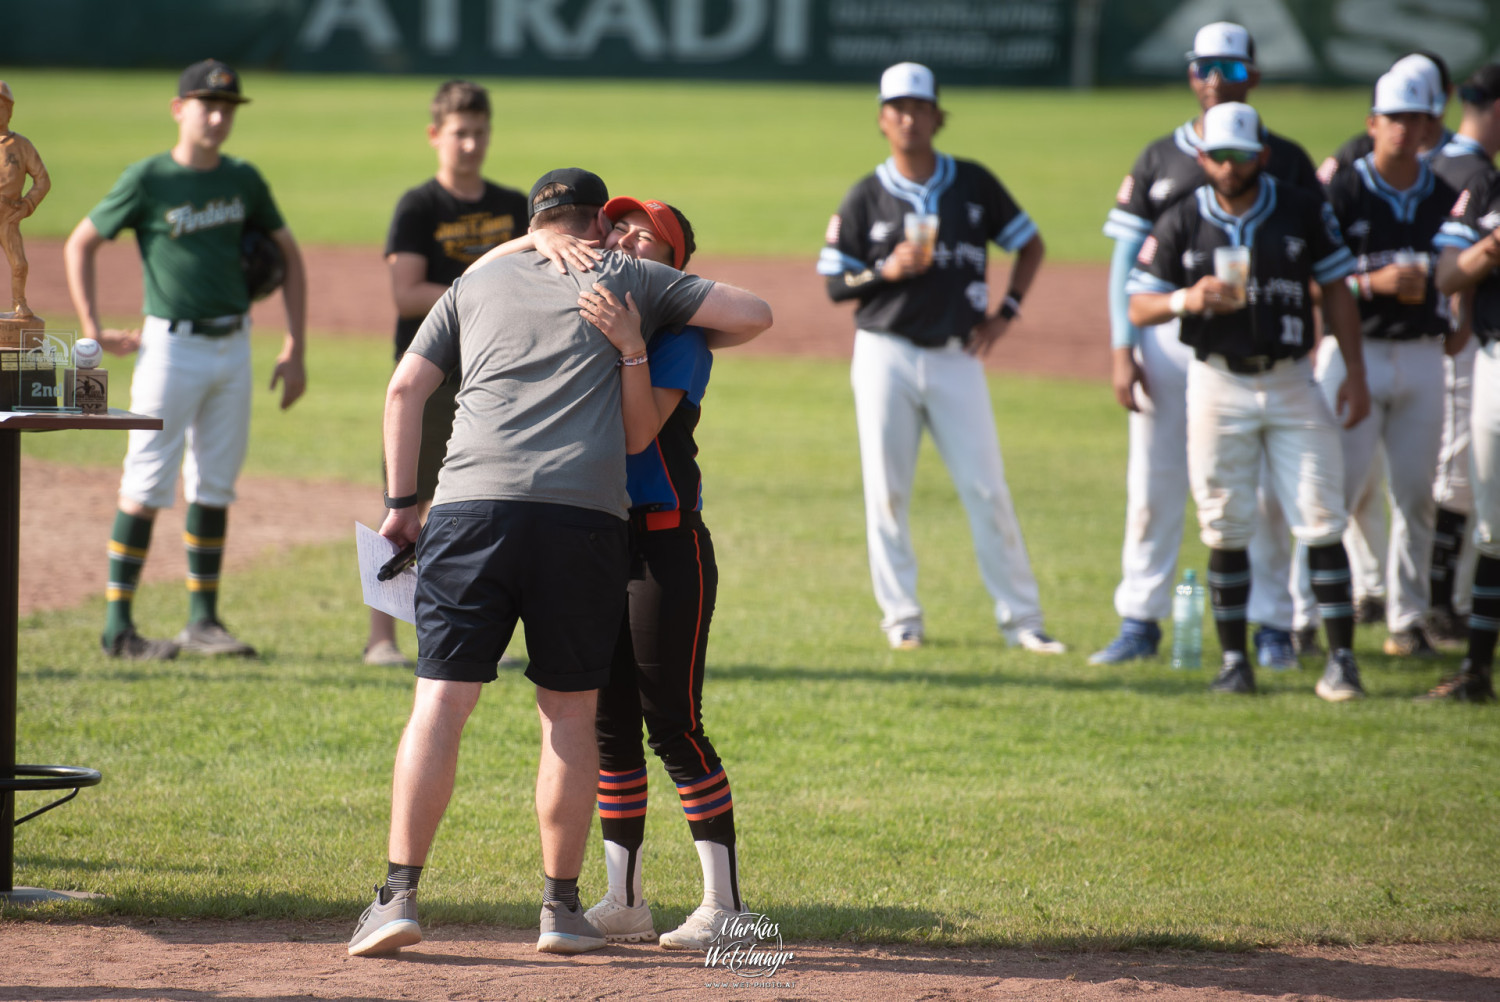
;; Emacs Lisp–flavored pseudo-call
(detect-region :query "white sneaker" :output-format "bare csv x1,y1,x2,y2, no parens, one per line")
887,628,923,651
1007,627,1067,654
584,893,657,943
658,904,742,951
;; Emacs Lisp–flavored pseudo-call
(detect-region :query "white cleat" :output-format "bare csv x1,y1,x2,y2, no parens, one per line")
659,904,744,951
584,893,657,943
1007,627,1067,654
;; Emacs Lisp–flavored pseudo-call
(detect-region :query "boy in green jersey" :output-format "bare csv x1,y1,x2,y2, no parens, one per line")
64,59,308,660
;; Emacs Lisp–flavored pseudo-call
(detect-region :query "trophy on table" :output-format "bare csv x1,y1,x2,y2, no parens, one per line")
0,80,104,414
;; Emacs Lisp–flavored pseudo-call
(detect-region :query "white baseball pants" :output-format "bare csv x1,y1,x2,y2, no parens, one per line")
1438,338,1478,612
1114,322,1296,627
1471,340,1500,561
1302,336,1445,631
851,329,1045,638
1187,355,1347,551
119,315,253,510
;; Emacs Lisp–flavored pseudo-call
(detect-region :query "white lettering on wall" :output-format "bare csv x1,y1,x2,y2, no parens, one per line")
299,0,402,51
1324,0,1486,80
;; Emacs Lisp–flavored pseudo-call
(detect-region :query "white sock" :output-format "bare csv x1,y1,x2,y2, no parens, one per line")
603,839,644,906
694,840,740,911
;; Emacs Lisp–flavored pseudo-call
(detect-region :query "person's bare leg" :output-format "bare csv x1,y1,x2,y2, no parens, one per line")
535,686,600,878
389,677,482,865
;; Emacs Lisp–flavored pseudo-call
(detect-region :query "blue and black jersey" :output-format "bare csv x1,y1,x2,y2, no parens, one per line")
1429,133,1495,203
626,325,712,515
1438,169,1500,343
1126,176,1355,362
818,154,1036,347
1317,128,1457,185
1326,154,1465,340
1105,120,1322,246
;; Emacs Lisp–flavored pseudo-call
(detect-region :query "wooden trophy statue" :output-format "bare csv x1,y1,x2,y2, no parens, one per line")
1,79,54,409
0,80,50,342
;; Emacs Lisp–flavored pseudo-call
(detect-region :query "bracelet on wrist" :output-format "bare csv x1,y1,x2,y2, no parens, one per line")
1169,289,1189,317
384,491,421,510
1357,272,1373,300
619,351,649,367
998,294,1022,321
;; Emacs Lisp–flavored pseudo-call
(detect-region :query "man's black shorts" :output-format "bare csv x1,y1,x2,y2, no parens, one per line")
414,499,628,692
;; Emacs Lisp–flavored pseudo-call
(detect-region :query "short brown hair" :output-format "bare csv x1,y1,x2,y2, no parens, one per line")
531,183,599,233
431,80,490,126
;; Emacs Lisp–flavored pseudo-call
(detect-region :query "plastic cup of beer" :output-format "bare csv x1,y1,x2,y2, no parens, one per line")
904,212,939,267
1213,245,1250,307
1395,249,1429,304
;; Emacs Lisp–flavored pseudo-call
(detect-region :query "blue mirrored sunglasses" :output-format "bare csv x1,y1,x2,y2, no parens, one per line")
1206,147,1258,164
1191,58,1250,83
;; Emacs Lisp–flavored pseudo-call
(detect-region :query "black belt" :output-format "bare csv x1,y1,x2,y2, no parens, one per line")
169,316,244,337
1212,353,1301,375
629,509,704,532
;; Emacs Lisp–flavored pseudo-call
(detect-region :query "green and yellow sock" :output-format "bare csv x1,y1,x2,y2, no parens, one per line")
104,509,155,645
185,503,227,624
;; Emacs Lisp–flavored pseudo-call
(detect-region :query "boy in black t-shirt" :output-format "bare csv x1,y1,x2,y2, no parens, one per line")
364,81,528,667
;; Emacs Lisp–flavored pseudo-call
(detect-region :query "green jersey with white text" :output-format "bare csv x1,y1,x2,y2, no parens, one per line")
89,152,284,320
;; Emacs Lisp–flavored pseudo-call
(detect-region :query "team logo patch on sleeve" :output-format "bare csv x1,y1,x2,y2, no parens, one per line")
825,214,841,244
1115,176,1134,205
1138,235,1158,265
1451,190,1471,218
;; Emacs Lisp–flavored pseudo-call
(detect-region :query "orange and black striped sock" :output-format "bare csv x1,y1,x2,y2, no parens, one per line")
598,767,647,905
678,767,741,911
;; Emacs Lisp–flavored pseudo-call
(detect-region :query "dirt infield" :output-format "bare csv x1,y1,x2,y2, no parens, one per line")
2,920,1498,1002
10,243,1499,1000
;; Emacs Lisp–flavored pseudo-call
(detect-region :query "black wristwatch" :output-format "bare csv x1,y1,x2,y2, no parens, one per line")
384,491,421,510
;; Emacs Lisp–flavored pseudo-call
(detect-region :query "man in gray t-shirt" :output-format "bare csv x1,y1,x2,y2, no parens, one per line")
410,248,714,517
349,168,772,959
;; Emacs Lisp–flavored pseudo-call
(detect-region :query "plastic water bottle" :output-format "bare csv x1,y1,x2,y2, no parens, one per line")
1171,569,1205,669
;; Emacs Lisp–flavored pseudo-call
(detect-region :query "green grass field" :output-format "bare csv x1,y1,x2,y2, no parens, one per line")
8,334,1499,946
5,70,1394,260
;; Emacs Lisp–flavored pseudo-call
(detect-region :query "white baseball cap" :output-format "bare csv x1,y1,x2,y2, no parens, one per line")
1372,69,1435,116
1201,102,1263,153
1389,53,1446,115
880,62,937,104
1187,22,1254,63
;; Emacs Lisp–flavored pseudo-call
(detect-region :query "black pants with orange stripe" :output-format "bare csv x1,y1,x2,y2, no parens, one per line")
596,521,722,783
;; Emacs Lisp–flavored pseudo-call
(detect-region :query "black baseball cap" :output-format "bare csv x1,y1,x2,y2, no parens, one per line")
178,59,250,105
1459,63,1500,106
528,168,609,221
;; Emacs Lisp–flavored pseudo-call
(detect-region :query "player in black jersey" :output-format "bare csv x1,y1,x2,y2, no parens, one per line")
1422,64,1500,648
1308,70,1467,660
364,80,528,668
1316,52,1454,185
1428,135,1500,701
1127,102,1371,701
1095,21,1320,671
819,61,1064,655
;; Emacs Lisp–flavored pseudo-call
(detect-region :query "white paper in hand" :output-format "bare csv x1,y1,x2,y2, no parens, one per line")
356,521,417,625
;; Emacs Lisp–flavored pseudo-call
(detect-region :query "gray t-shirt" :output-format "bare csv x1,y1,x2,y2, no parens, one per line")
408,249,715,517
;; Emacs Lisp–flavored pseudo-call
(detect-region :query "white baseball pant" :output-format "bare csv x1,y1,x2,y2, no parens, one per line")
119,315,253,510
1114,321,1297,627
851,329,1046,639
1437,338,1478,612
1300,336,1445,632
1187,355,1347,551
1471,340,1500,561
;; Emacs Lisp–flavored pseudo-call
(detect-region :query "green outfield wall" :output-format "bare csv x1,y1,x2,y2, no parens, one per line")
2,1,1497,85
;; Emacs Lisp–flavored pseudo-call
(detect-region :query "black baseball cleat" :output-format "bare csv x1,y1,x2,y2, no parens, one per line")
1416,661,1496,703
101,627,180,661
1353,595,1386,625
1424,607,1468,650
1209,653,1256,694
